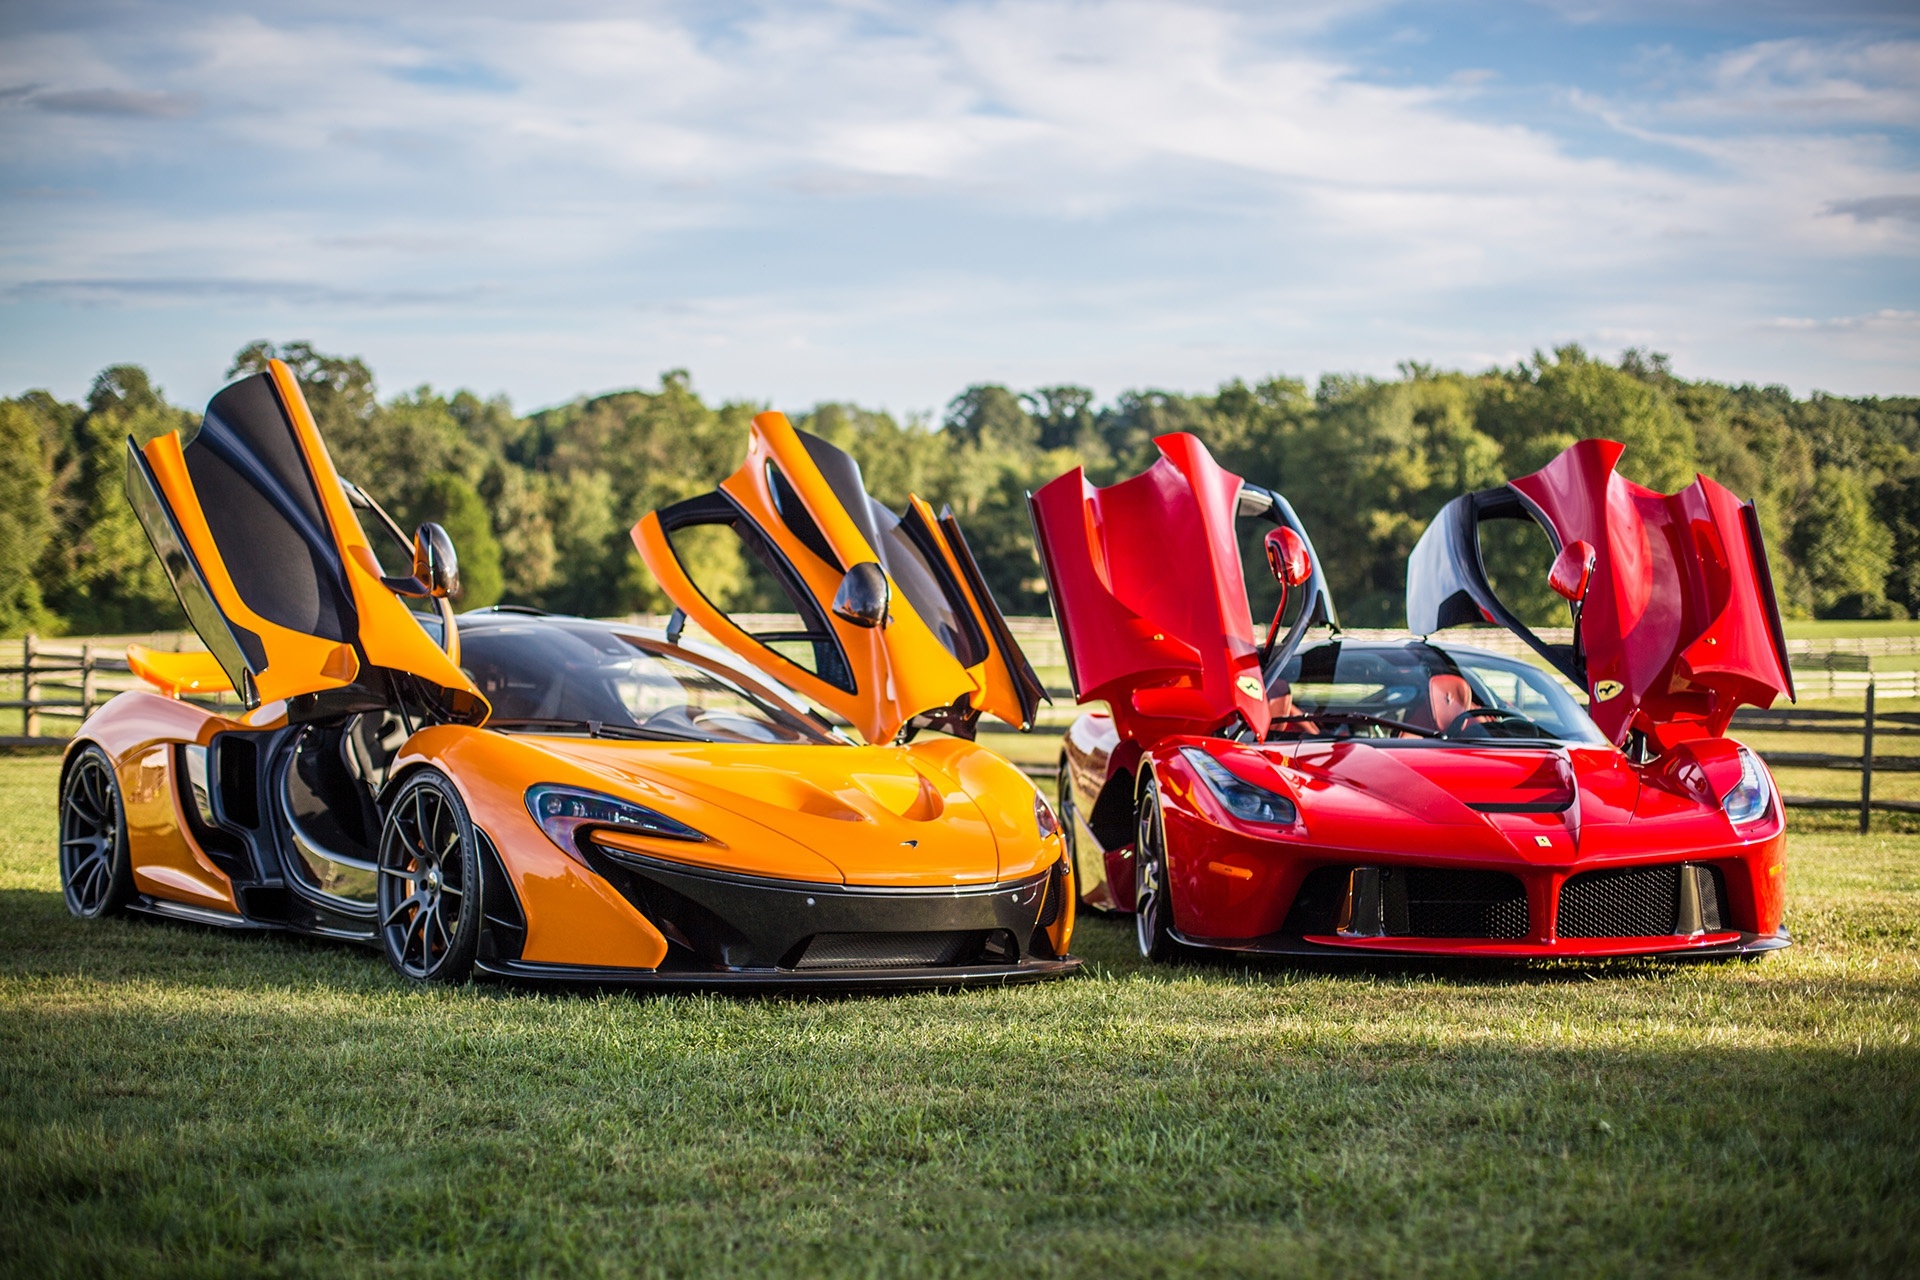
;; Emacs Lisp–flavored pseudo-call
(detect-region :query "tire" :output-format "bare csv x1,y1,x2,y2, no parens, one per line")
376,769,483,984
1057,758,1083,881
59,745,135,919
1133,774,1180,961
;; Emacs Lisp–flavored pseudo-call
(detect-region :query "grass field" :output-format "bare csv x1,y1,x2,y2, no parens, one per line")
1,754,1916,1278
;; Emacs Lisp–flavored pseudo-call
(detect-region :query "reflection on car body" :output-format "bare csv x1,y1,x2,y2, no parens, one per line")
59,365,1077,990
1033,432,1794,963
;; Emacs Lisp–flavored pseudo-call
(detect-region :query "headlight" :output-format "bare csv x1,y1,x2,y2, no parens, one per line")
1034,790,1061,839
1721,748,1774,825
1179,747,1297,826
525,784,706,858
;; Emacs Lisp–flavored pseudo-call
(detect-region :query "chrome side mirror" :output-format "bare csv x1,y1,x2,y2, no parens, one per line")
832,562,890,629
413,523,460,600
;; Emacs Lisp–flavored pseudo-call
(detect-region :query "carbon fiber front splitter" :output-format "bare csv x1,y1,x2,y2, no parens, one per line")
473,955,1082,991
1171,927,1793,962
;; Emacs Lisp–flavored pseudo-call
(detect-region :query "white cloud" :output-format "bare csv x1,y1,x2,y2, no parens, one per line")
0,0,1914,407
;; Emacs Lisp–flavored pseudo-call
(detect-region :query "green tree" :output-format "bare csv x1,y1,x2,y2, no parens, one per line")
0,400,57,636
38,367,190,633
1792,467,1898,618
409,475,503,610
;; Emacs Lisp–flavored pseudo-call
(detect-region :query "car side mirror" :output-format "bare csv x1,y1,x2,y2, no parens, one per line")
413,523,460,600
1548,539,1596,604
832,562,891,629
1264,526,1311,588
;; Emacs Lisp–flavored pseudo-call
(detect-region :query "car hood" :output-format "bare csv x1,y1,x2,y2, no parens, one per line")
522,737,1025,887
1243,737,1735,862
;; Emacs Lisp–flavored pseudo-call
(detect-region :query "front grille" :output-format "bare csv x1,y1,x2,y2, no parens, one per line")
1280,866,1528,939
1400,869,1529,939
793,931,980,970
1557,864,1728,938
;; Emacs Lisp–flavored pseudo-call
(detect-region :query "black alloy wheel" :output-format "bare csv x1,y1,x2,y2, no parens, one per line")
376,769,483,984
60,745,134,919
1133,774,1180,961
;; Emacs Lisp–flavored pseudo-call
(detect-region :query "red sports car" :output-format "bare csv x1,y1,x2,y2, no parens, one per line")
1030,434,1794,961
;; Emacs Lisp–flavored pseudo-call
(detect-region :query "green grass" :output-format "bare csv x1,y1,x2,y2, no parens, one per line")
1,755,1916,1277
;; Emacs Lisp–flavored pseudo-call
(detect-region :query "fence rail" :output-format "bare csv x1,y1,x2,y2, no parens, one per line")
7,625,1919,828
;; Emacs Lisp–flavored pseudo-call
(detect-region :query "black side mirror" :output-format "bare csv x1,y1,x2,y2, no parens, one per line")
413,523,460,600
832,562,890,629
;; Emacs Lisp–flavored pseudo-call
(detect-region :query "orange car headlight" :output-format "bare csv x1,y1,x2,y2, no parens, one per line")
525,785,707,857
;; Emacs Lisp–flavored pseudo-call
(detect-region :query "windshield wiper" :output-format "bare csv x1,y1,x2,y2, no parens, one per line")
1267,712,1439,740
486,717,688,742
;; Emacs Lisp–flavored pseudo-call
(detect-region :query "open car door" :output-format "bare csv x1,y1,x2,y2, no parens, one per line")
1406,438,1793,746
1027,432,1336,744
125,359,486,723
631,412,1044,746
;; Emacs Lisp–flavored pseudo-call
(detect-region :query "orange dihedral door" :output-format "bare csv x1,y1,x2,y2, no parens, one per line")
126,358,483,717
633,411,1042,745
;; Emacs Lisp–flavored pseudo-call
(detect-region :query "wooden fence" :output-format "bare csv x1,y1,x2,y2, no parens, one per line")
1733,687,1919,831
0,635,234,748
5,625,1918,829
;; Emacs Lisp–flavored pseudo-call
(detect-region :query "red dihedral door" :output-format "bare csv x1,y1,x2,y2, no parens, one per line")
1407,438,1793,746
1508,439,1793,743
1028,433,1271,742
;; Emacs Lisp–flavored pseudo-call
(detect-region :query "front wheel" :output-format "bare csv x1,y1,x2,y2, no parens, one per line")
60,745,134,918
376,770,483,984
1134,774,1180,961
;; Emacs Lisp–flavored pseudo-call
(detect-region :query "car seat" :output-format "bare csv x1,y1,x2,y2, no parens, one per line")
1406,674,1475,733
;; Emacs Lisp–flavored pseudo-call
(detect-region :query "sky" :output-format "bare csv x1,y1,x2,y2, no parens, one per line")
1,0,1916,420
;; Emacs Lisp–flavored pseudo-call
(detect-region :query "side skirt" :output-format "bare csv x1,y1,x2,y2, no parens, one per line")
126,896,280,930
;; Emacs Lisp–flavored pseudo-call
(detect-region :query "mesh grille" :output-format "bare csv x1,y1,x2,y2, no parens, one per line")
1399,869,1529,939
1035,869,1062,929
794,931,979,970
1558,865,1680,938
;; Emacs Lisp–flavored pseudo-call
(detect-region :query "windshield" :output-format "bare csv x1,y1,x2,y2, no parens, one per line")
459,620,837,745
1271,642,1608,745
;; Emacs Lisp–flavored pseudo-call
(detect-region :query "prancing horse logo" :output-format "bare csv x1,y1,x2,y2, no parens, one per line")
1593,680,1625,702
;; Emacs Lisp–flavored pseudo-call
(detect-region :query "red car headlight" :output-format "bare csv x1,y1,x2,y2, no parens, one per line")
1179,747,1297,826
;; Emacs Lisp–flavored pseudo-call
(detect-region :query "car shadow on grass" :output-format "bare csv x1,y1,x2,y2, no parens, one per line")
1066,912,1782,989
0,885,1820,1007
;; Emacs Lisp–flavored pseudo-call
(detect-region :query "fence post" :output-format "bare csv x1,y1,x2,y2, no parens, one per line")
81,643,97,719
1860,680,1876,835
22,634,36,738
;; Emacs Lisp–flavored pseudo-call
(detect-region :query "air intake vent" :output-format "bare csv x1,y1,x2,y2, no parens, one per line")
1288,865,1529,939
1557,864,1727,938
1400,869,1529,939
793,931,981,970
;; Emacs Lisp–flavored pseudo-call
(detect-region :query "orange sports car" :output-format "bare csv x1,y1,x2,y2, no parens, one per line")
61,360,1075,987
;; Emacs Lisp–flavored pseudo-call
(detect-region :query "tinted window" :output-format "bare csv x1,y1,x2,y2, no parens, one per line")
460,621,835,745
189,373,353,641
797,431,987,668
662,503,855,692
1275,643,1607,745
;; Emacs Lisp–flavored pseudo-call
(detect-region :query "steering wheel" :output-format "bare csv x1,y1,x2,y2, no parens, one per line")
1441,707,1534,739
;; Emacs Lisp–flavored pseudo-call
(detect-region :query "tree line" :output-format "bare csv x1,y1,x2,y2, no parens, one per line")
3,340,1917,640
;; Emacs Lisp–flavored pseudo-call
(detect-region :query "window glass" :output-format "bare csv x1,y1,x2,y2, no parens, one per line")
460,619,836,745
796,431,986,668
1274,643,1606,744
662,513,853,691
